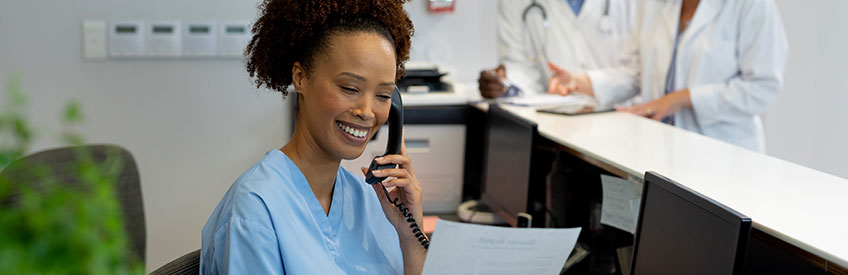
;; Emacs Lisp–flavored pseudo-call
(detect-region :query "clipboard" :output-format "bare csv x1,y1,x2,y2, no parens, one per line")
537,104,615,116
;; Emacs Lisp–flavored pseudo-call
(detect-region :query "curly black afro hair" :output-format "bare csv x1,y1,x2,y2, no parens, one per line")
245,0,414,96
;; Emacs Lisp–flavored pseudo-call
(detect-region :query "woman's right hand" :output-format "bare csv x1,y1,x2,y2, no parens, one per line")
547,62,593,97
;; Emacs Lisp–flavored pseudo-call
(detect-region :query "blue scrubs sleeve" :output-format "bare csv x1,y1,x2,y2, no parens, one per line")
213,218,284,275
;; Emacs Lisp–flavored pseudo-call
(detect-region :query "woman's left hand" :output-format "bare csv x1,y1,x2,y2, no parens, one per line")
618,89,691,120
362,132,428,274
360,134,424,243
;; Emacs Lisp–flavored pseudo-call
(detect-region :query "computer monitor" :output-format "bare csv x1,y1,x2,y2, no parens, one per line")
480,104,537,227
631,172,752,275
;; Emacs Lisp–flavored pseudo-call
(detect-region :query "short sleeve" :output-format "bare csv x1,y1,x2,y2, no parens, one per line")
205,218,284,275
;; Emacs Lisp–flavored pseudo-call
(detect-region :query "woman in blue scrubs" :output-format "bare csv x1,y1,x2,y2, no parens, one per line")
200,1,424,274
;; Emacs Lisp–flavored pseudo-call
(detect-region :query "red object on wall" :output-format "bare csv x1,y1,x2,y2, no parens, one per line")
427,0,455,13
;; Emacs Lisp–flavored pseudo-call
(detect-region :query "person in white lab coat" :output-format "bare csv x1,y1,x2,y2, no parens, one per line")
548,0,788,152
478,0,637,98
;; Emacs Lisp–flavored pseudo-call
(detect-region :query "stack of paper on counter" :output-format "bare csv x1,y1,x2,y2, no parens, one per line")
422,220,581,275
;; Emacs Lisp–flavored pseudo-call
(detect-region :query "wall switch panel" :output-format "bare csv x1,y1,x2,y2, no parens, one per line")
218,21,251,58
109,21,145,57
182,21,217,57
82,20,107,60
146,21,181,57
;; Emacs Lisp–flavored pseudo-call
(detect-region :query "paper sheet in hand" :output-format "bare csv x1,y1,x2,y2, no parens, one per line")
500,94,593,107
600,175,643,233
422,220,581,275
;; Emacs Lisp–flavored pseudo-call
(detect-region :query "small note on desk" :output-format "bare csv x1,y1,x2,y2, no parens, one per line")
422,220,581,275
600,175,643,234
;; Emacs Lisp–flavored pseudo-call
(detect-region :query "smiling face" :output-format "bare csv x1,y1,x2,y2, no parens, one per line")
291,31,397,160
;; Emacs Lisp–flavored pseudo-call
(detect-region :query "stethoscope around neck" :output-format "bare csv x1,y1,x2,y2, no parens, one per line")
521,0,612,64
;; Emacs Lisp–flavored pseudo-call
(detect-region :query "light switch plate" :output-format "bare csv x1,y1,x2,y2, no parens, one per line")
182,21,217,57
82,20,107,60
218,21,251,58
109,20,145,57
146,21,181,57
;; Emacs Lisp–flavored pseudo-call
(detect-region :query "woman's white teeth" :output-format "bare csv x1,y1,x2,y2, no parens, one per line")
338,122,366,138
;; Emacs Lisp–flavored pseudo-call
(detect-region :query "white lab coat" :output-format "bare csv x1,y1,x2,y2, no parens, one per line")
498,0,637,94
587,0,788,152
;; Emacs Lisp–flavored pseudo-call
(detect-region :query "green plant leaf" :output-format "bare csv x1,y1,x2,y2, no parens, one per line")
0,73,143,274
63,100,83,124
4,71,26,106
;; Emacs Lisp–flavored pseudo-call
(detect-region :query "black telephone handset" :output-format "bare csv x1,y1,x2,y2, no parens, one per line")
364,88,403,184
364,89,430,249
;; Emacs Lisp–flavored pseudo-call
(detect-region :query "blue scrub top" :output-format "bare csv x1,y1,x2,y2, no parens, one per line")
200,150,403,274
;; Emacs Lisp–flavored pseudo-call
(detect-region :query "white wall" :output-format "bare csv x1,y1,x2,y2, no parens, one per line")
406,1,498,83
0,0,498,271
767,0,848,179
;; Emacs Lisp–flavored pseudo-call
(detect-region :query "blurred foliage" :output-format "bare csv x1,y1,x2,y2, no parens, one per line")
0,72,32,167
0,73,144,274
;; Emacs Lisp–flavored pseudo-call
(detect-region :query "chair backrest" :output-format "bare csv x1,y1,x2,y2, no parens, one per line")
0,144,146,262
150,249,200,275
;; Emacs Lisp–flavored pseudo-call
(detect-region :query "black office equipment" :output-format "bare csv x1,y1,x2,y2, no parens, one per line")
397,67,449,93
631,172,752,275
480,104,538,227
365,87,405,185
364,88,430,249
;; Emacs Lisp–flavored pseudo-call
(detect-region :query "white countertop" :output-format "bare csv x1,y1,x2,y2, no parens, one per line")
402,83,471,107
493,104,848,268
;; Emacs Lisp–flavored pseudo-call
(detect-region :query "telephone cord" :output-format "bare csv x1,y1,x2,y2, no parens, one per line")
380,184,430,249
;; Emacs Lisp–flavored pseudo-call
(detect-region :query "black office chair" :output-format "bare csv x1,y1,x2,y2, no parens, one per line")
0,144,146,263
149,249,201,275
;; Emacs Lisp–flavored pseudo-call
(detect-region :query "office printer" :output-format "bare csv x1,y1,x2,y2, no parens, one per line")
398,63,453,94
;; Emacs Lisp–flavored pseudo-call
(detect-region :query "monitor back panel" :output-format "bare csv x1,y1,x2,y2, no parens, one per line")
632,172,752,275
480,104,537,226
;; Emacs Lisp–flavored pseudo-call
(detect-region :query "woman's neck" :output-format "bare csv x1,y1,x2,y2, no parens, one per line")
282,123,341,215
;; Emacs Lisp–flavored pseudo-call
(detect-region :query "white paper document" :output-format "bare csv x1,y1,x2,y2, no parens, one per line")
422,220,582,275
499,94,594,107
600,175,643,234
